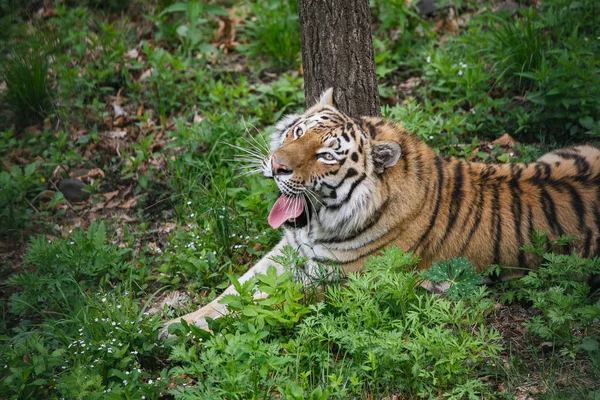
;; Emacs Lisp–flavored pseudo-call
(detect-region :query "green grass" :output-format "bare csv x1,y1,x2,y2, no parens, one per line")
239,0,301,71
0,0,599,398
1,48,54,127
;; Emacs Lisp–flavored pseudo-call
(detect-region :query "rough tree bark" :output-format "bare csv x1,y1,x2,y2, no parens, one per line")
298,0,381,118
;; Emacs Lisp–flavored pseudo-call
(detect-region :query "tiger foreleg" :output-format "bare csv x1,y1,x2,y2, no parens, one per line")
159,239,289,339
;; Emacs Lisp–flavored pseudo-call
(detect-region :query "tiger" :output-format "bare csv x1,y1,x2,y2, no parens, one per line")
161,88,600,335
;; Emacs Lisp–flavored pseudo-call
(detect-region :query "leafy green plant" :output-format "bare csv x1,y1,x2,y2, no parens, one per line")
168,247,502,398
498,231,600,356
240,0,301,71
154,0,226,57
6,222,147,318
1,288,167,399
422,257,482,300
520,253,600,354
0,162,46,239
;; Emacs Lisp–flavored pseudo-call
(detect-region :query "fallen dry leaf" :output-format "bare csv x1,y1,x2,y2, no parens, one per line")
492,133,519,148
125,48,139,59
120,195,141,209
158,222,177,234
104,130,127,139
102,190,120,202
139,68,154,81
84,168,105,180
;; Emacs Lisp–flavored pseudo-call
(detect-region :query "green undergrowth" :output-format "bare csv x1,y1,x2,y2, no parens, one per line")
168,247,503,399
2,224,599,398
1,0,600,398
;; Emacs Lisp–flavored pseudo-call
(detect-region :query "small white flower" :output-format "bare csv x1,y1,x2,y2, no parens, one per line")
107,348,113,353
458,70,463,76
584,37,588,41
426,55,431,63
471,109,476,114
69,230,72,233
190,213,195,218
148,379,153,384
125,371,130,375
187,201,192,205
509,152,514,157
429,135,434,140
94,318,99,322
123,380,128,385
102,298,107,302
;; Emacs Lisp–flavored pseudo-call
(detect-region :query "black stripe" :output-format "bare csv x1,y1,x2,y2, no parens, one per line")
527,206,535,267
364,121,377,138
411,155,445,253
550,180,586,232
583,229,593,258
318,197,391,244
594,207,600,256
553,150,590,174
322,167,358,190
508,165,525,266
440,161,464,243
539,187,564,236
326,174,367,210
414,150,424,180
314,228,402,265
540,162,552,179
491,183,502,265
458,168,486,255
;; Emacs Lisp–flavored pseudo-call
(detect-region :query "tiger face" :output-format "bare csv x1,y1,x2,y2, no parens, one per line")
262,89,401,234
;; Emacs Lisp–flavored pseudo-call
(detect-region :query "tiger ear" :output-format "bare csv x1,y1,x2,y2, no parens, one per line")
317,88,334,107
372,141,401,174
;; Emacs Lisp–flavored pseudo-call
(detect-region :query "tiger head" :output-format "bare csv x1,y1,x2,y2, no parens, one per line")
262,88,401,235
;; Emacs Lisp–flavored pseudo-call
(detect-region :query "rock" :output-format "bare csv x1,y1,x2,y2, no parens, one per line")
417,0,438,16
57,178,90,202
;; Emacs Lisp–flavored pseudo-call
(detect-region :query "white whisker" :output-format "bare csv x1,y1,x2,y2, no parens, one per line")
221,142,265,159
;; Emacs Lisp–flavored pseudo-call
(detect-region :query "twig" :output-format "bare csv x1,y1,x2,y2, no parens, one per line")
50,180,76,212
24,197,40,213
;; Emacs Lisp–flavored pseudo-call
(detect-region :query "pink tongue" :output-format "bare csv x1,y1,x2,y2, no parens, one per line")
268,196,304,229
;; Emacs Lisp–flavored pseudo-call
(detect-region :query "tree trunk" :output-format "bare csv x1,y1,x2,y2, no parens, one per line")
298,0,381,118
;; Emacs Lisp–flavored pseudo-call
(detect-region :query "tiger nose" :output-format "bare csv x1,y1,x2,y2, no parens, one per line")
271,156,292,176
